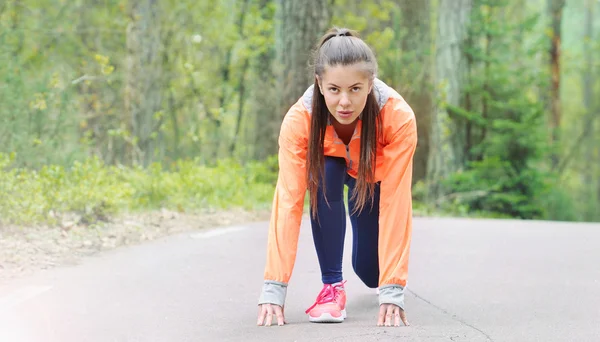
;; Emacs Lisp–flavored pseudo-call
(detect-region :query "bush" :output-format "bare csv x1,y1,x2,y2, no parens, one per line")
0,153,278,226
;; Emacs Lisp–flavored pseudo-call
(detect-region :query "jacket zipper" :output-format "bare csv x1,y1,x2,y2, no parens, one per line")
332,124,358,170
346,144,353,169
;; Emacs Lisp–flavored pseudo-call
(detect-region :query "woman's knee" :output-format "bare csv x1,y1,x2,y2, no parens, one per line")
352,261,379,288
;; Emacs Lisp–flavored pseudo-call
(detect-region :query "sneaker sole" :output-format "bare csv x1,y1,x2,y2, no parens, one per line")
308,309,347,323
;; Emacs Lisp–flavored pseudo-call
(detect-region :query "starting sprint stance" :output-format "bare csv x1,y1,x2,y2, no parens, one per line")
256,27,417,327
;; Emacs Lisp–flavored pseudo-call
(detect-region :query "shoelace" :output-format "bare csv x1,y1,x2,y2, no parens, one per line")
305,280,347,314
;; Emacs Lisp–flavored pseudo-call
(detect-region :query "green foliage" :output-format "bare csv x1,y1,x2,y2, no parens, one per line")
439,0,557,219
0,0,598,223
330,0,428,93
0,0,275,167
0,153,278,226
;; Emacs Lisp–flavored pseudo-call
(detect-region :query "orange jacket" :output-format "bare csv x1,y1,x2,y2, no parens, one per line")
263,78,417,290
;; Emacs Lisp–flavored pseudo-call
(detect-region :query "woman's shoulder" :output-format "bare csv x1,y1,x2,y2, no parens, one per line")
279,97,311,142
378,81,415,123
376,79,414,118
376,80,417,143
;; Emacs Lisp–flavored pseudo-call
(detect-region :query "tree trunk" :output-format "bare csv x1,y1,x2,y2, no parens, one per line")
548,0,566,168
247,0,276,160
230,0,251,156
76,0,108,162
231,58,250,156
252,38,278,159
426,0,472,200
124,0,163,166
275,0,332,117
397,0,433,183
582,0,595,220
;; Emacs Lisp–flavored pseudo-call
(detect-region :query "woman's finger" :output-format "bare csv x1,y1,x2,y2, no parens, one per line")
265,304,274,326
400,309,410,326
257,305,266,326
385,304,394,326
274,305,285,326
394,306,401,327
377,304,386,326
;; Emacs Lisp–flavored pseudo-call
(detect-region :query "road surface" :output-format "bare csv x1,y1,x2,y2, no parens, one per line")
0,217,599,341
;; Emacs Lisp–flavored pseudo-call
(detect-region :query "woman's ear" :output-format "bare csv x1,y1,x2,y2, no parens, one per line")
316,75,324,95
368,80,374,94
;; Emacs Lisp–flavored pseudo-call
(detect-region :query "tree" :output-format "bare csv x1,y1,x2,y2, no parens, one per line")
275,0,332,117
397,0,433,182
440,0,551,219
582,0,596,220
251,0,279,160
124,0,163,166
547,0,566,167
426,0,473,200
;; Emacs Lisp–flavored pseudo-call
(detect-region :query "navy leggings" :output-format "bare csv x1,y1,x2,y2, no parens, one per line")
310,156,380,288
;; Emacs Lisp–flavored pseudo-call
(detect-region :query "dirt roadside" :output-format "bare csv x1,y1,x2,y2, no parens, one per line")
0,208,271,284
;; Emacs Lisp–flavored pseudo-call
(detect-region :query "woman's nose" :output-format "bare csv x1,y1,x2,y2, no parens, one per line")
339,93,351,107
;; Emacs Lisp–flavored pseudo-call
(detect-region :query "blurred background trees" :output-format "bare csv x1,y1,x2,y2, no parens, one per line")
1,0,598,222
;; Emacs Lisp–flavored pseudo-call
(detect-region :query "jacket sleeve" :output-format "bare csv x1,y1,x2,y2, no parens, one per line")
259,103,308,306
377,98,418,310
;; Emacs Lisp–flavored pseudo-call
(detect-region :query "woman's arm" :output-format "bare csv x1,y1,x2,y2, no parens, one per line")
377,97,418,311
258,102,309,307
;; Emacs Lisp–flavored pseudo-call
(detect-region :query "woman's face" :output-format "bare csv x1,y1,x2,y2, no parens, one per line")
317,63,373,126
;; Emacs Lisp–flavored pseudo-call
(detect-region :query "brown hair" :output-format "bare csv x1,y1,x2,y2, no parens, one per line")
307,27,382,218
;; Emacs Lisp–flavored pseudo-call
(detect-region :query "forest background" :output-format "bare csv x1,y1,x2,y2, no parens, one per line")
1,0,599,229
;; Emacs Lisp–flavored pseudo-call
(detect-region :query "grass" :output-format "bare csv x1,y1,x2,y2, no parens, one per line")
0,151,514,228
0,152,279,226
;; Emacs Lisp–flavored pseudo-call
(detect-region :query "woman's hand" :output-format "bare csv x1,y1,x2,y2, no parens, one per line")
257,304,286,326
377,304,409,327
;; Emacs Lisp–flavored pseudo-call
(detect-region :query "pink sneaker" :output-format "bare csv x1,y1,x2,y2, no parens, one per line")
305,281,347,323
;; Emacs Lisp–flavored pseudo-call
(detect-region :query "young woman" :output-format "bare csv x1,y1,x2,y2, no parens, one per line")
256,27,417,327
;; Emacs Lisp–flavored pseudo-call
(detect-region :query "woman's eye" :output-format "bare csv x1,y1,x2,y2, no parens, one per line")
329,88,338,93
352,87,361,92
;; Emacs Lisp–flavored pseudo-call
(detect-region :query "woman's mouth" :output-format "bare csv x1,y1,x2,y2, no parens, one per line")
337,110,353,118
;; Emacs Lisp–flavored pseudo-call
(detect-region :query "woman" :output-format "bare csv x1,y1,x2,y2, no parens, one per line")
256,27,417,328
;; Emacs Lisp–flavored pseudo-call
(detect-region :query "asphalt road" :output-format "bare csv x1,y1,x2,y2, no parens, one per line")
0,217,599,342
